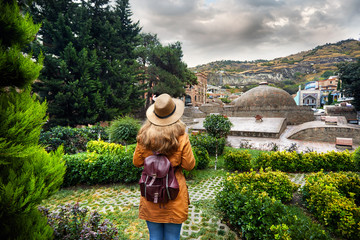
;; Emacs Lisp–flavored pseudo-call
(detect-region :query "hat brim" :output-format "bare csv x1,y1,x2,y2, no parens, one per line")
146,98,184,126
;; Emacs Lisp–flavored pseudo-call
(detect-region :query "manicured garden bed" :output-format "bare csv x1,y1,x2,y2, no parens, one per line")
39,136,360,239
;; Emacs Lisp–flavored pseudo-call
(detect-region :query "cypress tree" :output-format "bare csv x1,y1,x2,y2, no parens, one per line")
327,91,333,105
0,0,66,238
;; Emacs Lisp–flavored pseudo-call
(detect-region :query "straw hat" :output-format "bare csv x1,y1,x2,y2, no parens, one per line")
146,93,184,126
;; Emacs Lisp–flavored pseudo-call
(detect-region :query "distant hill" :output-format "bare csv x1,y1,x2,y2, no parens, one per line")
191,39,360,89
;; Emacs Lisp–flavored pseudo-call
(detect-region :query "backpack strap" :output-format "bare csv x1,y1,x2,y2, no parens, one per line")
166,173,171,200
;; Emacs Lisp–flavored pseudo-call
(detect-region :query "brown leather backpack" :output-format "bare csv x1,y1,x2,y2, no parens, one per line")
139,153,179,204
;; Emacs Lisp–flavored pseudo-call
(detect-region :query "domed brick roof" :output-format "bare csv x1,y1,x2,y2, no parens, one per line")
234,83,296,108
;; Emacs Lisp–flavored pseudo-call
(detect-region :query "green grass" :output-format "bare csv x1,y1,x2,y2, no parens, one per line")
41,165,231,240
41,146,319,240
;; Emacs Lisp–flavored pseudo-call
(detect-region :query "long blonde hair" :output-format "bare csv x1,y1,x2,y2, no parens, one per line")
137,120,186,155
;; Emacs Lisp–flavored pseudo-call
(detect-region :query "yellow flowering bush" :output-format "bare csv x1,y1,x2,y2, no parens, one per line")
216,169,330,239
224,150,251,171
87,140,125,155
302,171,360,239
255,150,354,172
225,168,299,203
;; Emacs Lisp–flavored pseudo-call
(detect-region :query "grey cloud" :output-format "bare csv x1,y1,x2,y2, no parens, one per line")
130,0,360,67
138,0,198,16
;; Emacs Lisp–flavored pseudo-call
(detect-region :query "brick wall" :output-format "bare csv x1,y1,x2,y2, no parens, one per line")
185,72,207,106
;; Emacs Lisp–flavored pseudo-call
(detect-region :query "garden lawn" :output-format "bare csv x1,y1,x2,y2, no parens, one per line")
40,169,237,240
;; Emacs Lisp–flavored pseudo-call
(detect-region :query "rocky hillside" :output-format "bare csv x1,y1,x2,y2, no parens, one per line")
192,39,360,87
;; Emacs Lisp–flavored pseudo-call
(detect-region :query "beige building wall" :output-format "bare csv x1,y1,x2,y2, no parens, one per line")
185,72,207,106
318,76,338,91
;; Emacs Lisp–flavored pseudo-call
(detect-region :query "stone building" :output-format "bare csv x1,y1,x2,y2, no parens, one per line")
185,72,207,106
318,76,338,90
192,82,314,125
294,85,321,108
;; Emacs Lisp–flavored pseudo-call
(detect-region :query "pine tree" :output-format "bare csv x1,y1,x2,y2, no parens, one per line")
148,41,197,98
0,1,66,238
83,0,145,118
29,0,144,126
337,58,360,109
135,33,161,108
136,34,197,108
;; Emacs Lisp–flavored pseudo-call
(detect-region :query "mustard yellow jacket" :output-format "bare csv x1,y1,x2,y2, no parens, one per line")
133,133,195,224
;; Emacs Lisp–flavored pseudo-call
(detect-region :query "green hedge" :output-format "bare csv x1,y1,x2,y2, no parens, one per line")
224,150,251,172
192,146,210,170
216,169,329,239
302,171,360,239
353,146,360,171
40,125,109,154
255,150,356,172
189,133,226,156
223,169,299,203
62,141,141,187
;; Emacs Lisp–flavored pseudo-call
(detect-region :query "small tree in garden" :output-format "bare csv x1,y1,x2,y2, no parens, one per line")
107,116,141,147
327,92,333,105
203,114,232,170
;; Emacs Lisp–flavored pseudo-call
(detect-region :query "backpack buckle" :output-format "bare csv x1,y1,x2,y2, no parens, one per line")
154,192,159,203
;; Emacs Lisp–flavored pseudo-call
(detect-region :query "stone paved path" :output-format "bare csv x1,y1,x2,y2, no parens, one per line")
181,176,238,239
73,176,238,239
43,172,307,239
111,175,304,239
181,174,307,239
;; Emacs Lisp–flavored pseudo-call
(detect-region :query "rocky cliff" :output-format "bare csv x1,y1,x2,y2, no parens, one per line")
193,39,360,86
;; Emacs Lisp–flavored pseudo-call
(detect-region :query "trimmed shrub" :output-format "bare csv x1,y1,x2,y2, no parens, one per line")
318,150,354,171
107,116,141,145
39,203,119,239
189,133,226,156
255,151,301,172
87,140,124,155
352,146,360,171
62,152,88,187
62,142,141,187
192,146,210,170
302,171,360,239
183,147,199,179
255,150,354,172
224,150,251,171
225,169,299,203
39,125,108,154
217,170,329,240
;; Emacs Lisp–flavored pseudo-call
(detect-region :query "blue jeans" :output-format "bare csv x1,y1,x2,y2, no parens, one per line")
146,221,182,240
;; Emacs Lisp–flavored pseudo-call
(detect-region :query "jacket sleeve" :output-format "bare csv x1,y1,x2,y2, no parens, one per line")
181,134,196,171
133,143,145,167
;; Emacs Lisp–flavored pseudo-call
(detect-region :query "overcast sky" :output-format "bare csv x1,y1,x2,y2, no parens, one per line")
129,0,360,67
